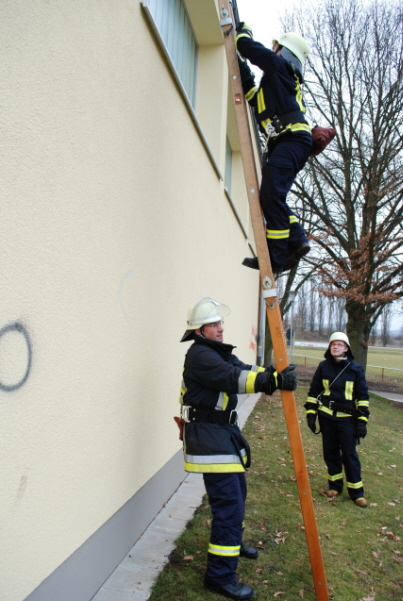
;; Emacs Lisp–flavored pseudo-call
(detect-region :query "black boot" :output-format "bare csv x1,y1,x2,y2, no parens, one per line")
240,543,258,559
242,257,259,270
242,257,283,274
204,577,254,600
283,242,310,271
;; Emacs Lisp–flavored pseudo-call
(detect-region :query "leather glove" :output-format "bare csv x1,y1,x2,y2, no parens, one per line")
307,414,317,434
277,365,297,391
356,420,367,439
254,365,297,395
235,22,253,38
254,366,277,395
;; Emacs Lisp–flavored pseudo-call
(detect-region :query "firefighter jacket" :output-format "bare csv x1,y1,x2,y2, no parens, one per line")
180,335,270,474
305,347,370,422
235,34,311,138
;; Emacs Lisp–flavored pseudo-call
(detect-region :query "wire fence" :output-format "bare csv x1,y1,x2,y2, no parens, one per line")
293,353,403,383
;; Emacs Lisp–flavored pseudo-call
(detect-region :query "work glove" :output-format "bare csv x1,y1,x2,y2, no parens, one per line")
254,365,297,395
255,367,276,395
254,366,278,395
358,406,370,420
277,365,297,391
235,22,253,38
307,414,317,434
356,420,367,439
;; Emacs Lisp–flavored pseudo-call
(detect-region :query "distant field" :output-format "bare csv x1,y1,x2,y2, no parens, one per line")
292,345,403,381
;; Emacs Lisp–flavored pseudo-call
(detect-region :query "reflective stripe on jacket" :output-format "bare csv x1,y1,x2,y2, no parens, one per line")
236,36,311,137
306,349,370,421
180,336,263,473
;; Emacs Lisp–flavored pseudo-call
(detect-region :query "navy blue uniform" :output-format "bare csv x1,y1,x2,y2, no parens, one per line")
236,33,312,271
305,347,370,499
180,336,275,584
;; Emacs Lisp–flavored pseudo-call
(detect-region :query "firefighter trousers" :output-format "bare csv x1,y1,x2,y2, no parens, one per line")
260,131,312,271
319,414,364,499
203,472,247,584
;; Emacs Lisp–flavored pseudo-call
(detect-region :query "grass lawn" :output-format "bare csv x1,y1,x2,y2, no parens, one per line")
293,347,403,384
148,387,403,601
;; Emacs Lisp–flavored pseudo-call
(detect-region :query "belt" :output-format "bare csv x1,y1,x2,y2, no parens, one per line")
187,407,239,426
319,398,363,418
271,110,308,134
328,401,363,418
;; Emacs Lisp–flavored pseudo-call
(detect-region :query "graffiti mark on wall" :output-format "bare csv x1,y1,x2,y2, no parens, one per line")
16,475,28,503
0,322,32,391
249,325,257,351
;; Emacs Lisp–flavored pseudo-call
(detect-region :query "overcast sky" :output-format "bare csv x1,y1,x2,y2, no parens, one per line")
235,0,306,48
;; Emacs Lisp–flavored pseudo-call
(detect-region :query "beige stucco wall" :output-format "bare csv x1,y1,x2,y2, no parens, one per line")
0,1,260,600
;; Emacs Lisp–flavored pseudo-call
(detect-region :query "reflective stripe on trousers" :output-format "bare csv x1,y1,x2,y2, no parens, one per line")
203,472,247,584
318,414,364,499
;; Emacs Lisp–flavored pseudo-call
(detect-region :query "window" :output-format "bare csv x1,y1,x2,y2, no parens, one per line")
141,0,226,179
145,0,198,107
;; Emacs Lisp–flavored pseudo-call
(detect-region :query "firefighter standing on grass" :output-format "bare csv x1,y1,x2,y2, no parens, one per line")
235,23,313,274
179,297,297,601
305,332,370,507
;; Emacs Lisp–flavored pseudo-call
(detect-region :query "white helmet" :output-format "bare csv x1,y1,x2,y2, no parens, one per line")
328,332,350,348
180,297,230,342
273,32,309,70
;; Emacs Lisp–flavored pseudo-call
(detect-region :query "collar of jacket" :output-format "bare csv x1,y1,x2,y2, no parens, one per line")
193,335,235,358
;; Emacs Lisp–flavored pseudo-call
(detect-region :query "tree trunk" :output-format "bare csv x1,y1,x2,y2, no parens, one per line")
380,307,391,347
345,300,371,370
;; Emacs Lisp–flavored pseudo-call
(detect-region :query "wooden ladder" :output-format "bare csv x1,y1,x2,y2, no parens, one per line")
220,2,329,599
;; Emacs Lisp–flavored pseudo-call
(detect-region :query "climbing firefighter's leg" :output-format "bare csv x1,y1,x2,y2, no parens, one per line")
203,472,245,584
283,209,311,270
318,414,344,494
339,418,365,501
259,161,293,272
259,133,312,272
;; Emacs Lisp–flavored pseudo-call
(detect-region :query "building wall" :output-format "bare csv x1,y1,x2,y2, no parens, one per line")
0,1,260,600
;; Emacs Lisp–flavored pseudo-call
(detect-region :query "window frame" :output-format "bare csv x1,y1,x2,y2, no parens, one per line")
145,0,198,108
141,0,223,180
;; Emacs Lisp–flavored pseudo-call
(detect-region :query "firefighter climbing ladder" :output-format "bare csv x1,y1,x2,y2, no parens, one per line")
220,2,329,600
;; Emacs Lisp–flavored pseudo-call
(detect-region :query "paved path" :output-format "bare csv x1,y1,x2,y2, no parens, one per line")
370,390,403,403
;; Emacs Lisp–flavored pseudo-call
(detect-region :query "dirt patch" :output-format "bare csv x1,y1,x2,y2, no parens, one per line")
295,365,316,383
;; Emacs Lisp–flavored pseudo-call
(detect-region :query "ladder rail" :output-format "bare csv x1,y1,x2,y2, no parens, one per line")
221,3,329,600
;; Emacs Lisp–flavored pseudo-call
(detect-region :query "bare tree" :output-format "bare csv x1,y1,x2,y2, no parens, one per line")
335,297,346,331
297,282,309,332
308,283,316,332
327,297,334,335
380,305,392,346
317,294,325,336
283,0,403,369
